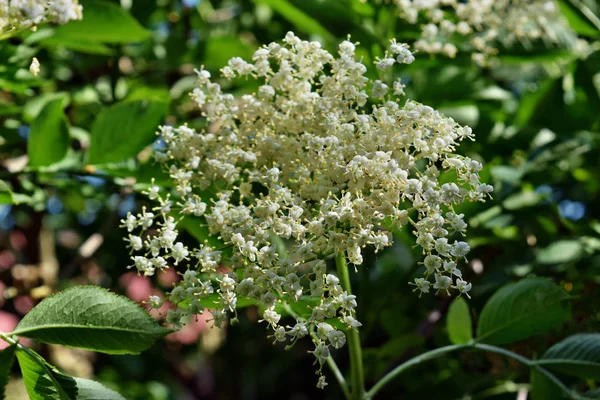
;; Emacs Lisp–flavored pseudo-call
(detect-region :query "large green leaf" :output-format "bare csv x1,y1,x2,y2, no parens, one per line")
0,345,16,398
536,240,584,265
87,99,168,165
27,98,70,167
16,348,73,400
557,0,600,37
253,0,334,42
536,334,600,380
446,297,473,345
16,348,125,400
23,92,70,123
11,286,171,355
51,1,150,44
530,369,564,400
476,278,571,345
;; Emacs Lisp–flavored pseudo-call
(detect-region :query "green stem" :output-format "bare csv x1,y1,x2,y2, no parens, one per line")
366,344,469,399
0,331,17,346
366,342,591,400
336,252,365,400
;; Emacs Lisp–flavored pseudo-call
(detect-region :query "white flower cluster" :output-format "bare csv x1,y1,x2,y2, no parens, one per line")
122,32,491,385
391,0,578,63
0,0,82,34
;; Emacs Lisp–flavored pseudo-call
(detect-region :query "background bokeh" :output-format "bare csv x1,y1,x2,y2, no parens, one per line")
1,0,599,399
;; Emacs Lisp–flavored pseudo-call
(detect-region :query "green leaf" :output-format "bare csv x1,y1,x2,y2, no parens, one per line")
179,216,223,250
87,99,168,165
0,345,16,398
72,377,126,400
437,104,479,127
11,286,172,355
0,180,14,204
27,98,70,168
476,278,571,345
536,334,600,380
502,191,542,210
23,92,70,124
557,0,600,37
446,297,473,345
253,0,334,42
16,348,75,400
40,36,115,56
530,369,564,400
203,36,257,71
51,1,151,44
536,240,584,265
16,348,125,399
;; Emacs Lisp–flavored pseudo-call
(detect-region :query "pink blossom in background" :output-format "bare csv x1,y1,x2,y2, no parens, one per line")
9,231,27,250
157,268,179,288
0,281,5,308
0,250,15,271
166,312,211,345
14,295,35,315
120,272,153,303
0,311,31,349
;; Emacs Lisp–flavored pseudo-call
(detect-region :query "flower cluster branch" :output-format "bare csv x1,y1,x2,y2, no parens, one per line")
123,32,492,387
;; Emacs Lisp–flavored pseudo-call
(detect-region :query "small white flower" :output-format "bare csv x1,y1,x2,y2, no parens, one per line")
455,278,472,298
312,344,330,365
327,330,346,349
451,241,471,258
433,274,452,295
171,242,189,264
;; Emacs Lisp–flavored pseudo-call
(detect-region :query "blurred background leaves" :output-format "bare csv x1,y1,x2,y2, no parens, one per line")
0,0,599,399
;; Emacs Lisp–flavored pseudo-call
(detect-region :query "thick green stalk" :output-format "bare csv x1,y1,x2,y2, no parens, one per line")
336,252,365,400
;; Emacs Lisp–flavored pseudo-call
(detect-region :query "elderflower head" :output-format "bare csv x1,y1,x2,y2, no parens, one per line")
122,33,491,387
0,0,82,34
390,0,579,63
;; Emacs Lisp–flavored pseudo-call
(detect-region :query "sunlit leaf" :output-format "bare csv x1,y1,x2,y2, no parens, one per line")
12,286,172,355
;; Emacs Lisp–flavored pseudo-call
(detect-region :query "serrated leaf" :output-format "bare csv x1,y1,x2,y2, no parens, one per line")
536,334,600,380
0,345,16,398
16,348,125,399
11,286,171,355
16,348,75,400
87,99,168,165
27,98,70,167
72,377,126,400
476,278,571,345
51,1,150,44
446,297,473,345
